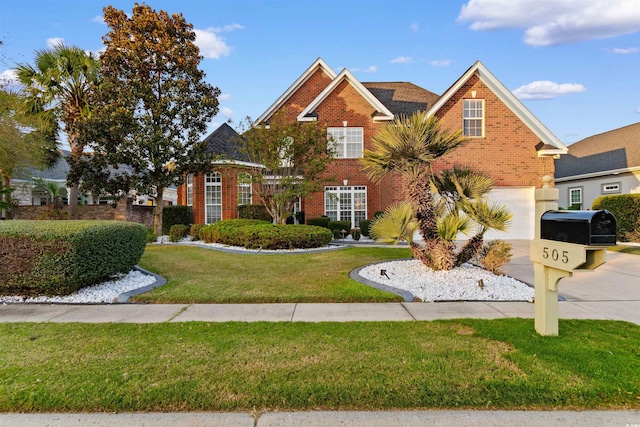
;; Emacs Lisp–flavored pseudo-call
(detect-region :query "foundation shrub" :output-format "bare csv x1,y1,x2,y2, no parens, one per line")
199,219,270,244
359,219,372,236
238,204,272,222
162,205,193,235
0,220,147,296
351,228,361,241
189,223,206,240
306,216,330,228
169,224,190,242
328,221,352,236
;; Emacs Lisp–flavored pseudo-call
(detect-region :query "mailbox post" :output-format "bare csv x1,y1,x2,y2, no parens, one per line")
530,176,615,336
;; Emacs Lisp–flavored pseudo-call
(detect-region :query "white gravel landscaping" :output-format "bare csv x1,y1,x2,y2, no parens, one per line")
358,259,534,302
0,270,156,304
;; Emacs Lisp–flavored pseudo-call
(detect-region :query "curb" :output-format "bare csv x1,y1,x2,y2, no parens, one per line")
350,260,415,302
116,266,167,303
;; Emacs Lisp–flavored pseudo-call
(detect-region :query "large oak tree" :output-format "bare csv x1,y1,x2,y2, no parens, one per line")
77,3,220,234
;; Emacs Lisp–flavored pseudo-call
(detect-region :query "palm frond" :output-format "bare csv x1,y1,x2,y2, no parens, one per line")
370,201,419,244
461,198,513,234
438,211,472,241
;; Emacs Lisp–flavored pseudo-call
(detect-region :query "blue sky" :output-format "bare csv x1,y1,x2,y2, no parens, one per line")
1,0,639,146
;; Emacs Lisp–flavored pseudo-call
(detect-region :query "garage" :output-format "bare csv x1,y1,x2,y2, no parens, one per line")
483,186,535,240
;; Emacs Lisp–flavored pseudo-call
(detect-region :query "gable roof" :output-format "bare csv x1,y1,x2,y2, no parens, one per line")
255,58,337,125
297,68,394,122
555,122,640,179
203,123,248,162
427,60,568,156
362,82,440,116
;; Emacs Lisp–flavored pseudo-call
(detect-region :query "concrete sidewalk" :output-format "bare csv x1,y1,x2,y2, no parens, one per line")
1,410,638,427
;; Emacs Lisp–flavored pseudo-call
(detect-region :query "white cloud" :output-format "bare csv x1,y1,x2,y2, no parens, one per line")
458,0,640,46
351,65,377,73
208,23,244,33
512,80,586,100
91,15,105,24
219,93,231,101
194,29,231,59
613,47,638,54
410,22,419,31
220,107,234,117
391,56,412,64
46,37,65,48
428,59,451,67
0,69,18,84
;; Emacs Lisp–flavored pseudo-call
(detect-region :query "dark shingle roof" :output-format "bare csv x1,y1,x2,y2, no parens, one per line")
13,150,70,181
555,122,640,178
362,82,440,116
203,123,248,162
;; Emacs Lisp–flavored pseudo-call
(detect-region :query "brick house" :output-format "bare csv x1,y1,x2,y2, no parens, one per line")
182,58,567,239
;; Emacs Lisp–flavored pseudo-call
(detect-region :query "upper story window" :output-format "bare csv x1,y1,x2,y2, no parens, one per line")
186,174,193,206
327,127,364,158
463,99,484,137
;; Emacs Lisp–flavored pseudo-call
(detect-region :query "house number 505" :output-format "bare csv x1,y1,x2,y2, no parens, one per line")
542,247,569,263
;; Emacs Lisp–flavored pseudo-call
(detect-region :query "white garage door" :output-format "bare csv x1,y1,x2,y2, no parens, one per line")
483,187,535,240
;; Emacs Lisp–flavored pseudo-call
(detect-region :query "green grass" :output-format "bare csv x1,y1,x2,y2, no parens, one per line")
609,244,640,255
135,246,410,303
0,319,638,412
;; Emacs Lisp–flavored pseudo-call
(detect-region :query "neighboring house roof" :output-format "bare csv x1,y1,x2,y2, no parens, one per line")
362,82,440,116
255,58,337,125
203,122,249,162
12,150,70,182
297,68,394,122
427,60,568,156
555,122,640,180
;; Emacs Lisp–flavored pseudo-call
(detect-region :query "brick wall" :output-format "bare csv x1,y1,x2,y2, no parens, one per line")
434,74,554,187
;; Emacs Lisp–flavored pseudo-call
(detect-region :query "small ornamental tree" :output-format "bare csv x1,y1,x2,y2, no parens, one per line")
237,111,335,224
76,4,220,235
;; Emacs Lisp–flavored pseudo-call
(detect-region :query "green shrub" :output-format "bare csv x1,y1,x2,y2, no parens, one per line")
162,205,193,235
592,194,640,241
307,217,330,228
169,224,190,242
332,229,342,239
374,211,384,219
351,228,361,241
199,219,332,249
0,220,147,296
328,221,351,236
200,219,270,244
238,204,272,222
475,240,512,275
359,219,372,236
189,223,206,240
146,228,158,244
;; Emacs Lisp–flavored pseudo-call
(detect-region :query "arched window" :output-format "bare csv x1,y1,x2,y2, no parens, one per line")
205,172,222,223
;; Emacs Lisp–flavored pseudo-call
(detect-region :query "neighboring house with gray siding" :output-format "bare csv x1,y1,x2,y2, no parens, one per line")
555,122,640,209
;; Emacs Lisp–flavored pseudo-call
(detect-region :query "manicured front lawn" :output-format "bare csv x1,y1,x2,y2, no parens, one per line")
135,245,410,303
609,244,640,255
0,319,638,412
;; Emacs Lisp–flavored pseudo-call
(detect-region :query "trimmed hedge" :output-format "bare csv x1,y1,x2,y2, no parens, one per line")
328,221,352,235
0,220,147,297
162,205,193,235
190,223,207,240
592,194,640,240
238,204,272,222
169,224,190,242
199,219,332,249
359,219,372,237
307,217,330,228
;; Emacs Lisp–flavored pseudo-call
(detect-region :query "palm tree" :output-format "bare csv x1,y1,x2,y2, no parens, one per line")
16,42,99,219
361,112,467,270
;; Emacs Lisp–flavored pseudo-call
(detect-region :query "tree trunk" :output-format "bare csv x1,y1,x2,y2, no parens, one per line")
455,233,484,267
405,173,456,270
1,174,11,220
154,187,164,236
68,184,79,219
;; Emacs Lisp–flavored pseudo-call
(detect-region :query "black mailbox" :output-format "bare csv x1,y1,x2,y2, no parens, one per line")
541,210,616,245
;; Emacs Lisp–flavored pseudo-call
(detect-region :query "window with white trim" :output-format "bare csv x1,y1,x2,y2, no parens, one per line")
601,183,620,194
325,186,367,228
569,187,582,209
463,99,484,137
186,174,193,206
327,127,364,158
205,172,222,223
237,172,252,206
